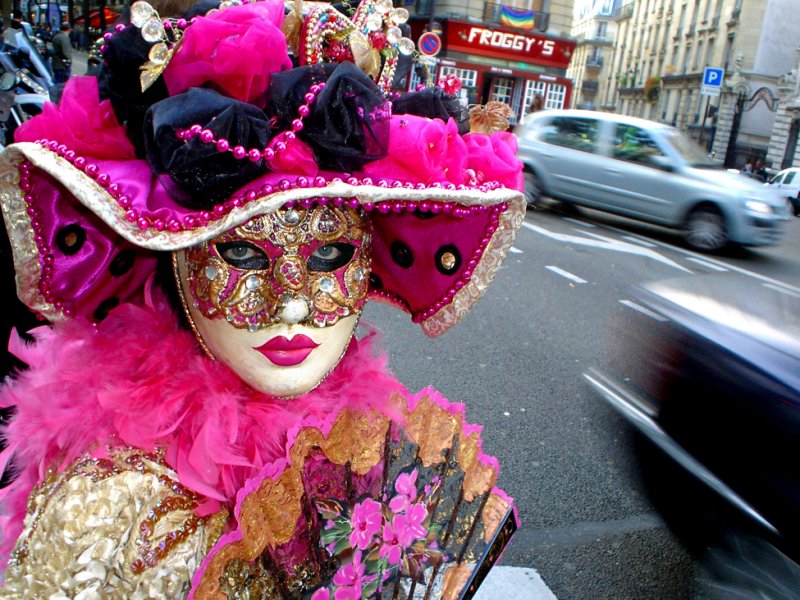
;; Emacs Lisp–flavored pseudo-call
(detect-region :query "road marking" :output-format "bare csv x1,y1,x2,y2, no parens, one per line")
763,282,800,298
686,257,729,272
563,217,596,228
512,512,666,550
475,566,557,600
621,235,657,248
619,299,669,321
509,246,523,254
522,221,692,273
546,265,587,284
597,222,800,293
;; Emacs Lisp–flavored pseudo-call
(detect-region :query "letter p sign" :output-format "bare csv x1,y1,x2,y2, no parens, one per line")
703,68,724,88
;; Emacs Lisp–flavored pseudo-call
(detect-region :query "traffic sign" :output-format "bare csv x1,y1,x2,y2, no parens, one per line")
418,32,442,57
701,67,724,97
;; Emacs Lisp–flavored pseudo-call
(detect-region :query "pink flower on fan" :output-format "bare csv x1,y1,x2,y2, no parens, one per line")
349,498,383,550
332,550,366,598
405,502,428,540
389,469,418,514
379,515,407,565
311,589,330,600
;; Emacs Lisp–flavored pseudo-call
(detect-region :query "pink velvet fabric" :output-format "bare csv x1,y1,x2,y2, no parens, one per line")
0,286,405,568
163,2,292,105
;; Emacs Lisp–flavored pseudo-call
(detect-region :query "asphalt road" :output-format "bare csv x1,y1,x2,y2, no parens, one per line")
363,204,800,599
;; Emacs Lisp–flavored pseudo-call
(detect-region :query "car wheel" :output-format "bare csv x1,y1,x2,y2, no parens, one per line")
787,198,795,216
523,169,542,208
684,206,728,252
794,195,800,216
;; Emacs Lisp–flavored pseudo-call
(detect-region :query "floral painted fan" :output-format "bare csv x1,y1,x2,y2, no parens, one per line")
189,392,517,599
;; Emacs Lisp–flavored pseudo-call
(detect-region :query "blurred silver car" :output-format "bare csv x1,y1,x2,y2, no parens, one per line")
515,110,789,252
768,168,800,216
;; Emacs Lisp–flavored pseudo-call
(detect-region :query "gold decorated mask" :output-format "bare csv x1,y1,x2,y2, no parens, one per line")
183,204,371,331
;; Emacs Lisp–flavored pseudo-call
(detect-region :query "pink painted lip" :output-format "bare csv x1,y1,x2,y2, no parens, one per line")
255,335,319,366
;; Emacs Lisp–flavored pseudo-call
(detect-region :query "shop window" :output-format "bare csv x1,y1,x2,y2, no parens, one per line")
612,124,666,167
545,84,566,109
542,117,600,153
490,77,514,104
524,80,547,112
438,66,478,89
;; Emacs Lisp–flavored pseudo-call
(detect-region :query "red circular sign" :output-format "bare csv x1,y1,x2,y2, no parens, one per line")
418,32,442,57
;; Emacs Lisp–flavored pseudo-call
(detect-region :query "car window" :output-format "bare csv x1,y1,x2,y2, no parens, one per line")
612,124,666,167
770,173,785,184
541,117,600,153
784,172,796,184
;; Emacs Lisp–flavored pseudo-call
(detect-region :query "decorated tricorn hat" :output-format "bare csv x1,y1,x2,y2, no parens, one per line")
0,0,525,337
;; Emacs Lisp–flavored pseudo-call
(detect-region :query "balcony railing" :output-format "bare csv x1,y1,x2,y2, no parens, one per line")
582,79,599,93
586,56,604,68
482,3,549,32
615,3,634,21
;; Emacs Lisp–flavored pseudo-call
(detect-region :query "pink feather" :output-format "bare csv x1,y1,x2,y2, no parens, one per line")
0,292,404,567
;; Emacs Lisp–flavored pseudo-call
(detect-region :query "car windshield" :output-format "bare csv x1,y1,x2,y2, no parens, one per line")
661,129,718,168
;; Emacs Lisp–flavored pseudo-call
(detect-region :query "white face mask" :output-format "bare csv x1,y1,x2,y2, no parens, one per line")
175,252,359,397
172,206,371,398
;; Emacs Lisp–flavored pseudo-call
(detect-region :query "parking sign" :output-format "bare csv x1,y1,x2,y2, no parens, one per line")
701,67,724,96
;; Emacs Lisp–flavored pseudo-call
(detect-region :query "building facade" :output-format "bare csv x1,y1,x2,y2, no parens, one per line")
604,0,800,168
405,0,576,122
767,49,800,171
567,0,620,109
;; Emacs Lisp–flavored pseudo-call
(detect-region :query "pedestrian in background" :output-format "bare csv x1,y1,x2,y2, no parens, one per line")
52,22,73,84
528,92,545,114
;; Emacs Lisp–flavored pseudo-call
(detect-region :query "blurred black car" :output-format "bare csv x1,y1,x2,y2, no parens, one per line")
586,274,800,570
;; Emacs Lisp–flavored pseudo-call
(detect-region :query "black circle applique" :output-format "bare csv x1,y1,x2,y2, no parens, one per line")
435,244,462,276
109,249,136,277
369,273,383,289
93,298,120,322
55,224,86,256
390,241,414,269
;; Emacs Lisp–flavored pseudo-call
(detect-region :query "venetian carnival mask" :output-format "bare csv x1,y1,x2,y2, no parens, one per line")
174,204,371,397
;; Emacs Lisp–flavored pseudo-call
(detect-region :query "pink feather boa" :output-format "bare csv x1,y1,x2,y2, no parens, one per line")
0,290,405,567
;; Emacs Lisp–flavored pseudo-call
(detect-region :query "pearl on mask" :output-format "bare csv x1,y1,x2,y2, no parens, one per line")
278,298,311,324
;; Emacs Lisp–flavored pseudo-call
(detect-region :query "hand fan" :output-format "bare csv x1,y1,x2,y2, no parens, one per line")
190,392,517,599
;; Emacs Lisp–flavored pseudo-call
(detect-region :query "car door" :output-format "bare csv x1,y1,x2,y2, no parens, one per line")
594,123,678,223
535,116,610,207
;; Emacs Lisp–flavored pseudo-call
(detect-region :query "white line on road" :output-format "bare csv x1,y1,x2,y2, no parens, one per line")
621,235,657,248
763,282,800,298
509,246,523,254
521,222,692,273
619,299,669,321
597,222,800,294
546,265,587,284
563,217,596,228
686,257,729,272
475,566,557,600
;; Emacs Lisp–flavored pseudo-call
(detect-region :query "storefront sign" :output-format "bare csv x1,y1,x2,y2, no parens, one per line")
444,21,575,70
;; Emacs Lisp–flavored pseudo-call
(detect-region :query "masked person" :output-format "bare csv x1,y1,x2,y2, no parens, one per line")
0,1,525,597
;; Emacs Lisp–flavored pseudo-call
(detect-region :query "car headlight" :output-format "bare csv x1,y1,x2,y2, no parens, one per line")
744,200,771,214
20,72,47,96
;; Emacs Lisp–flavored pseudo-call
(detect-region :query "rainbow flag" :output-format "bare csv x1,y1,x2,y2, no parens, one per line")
499,6,535,30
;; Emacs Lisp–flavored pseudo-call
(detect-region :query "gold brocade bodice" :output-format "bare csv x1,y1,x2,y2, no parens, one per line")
1,448,228,599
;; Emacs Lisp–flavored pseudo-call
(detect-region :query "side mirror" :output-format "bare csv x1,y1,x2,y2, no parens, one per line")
0,71,16,92
650,155,675,172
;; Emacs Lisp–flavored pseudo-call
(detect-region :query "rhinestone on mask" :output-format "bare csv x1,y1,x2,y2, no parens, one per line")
205,265,218,281
353,267,365,282
245,275,261,291
319,277,335,293
284,210,301,225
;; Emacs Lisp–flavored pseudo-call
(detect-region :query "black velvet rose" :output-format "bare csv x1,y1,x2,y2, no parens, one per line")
266,62,389,172
143,88,271,209
392,87,469,134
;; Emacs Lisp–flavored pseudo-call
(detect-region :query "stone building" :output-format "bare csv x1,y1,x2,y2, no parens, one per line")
404,0,576,121
604,0,800,168
567,0,621,109
766,49,800,170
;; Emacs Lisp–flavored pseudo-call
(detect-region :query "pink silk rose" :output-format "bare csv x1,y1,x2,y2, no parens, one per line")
15,76,136,160
163,2,292,105
463,131,524,191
